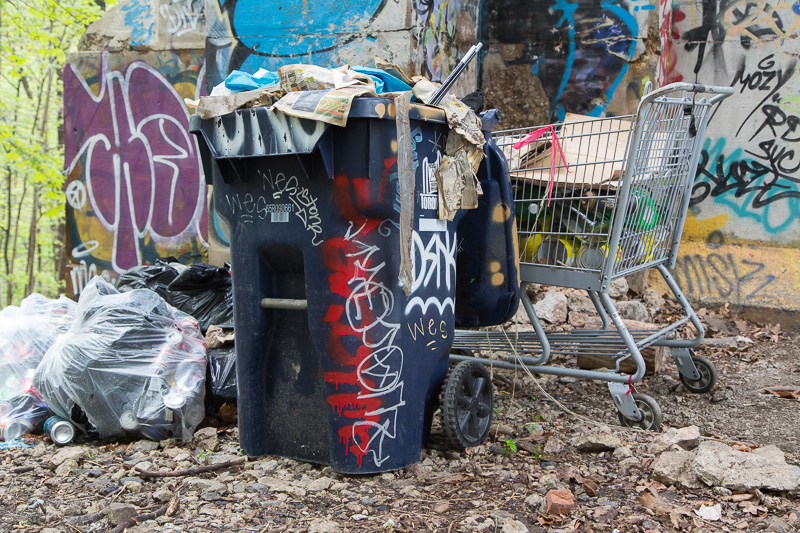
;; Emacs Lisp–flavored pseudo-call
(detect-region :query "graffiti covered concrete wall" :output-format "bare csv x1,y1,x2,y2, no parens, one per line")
203,0,479,91
480,0,657,126
64,0,209,297
650,0,800,312
480,0,800,314
64,50,208,297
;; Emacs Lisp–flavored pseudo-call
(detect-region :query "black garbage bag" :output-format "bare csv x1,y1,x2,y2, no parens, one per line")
207,346,237,401
117,260,234,333
33,277,208,441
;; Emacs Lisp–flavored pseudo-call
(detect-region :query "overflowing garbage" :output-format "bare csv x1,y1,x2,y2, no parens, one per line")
185,53,487,222
0,294,77,442
116,259,234,333
0,263,233,445
33,278,208,442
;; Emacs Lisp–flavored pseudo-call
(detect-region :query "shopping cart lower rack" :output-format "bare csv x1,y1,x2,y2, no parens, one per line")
452,82,733,430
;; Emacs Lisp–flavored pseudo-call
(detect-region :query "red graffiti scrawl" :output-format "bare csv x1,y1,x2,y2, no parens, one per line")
322,175,406,468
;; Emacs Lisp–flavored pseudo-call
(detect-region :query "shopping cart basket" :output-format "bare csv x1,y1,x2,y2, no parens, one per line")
452,82,733,430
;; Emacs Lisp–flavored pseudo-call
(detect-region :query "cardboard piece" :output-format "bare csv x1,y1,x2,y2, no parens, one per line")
504,113,633,189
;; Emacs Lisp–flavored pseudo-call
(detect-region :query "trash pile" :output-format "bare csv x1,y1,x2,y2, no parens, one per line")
0,262,236,446
185,50,487,222
0,294,77,442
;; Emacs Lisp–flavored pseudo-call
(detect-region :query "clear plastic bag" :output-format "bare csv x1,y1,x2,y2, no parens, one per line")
0,294,77,441
33,277,208,441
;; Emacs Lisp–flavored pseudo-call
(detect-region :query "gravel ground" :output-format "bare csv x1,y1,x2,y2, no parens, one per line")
1,305,799,533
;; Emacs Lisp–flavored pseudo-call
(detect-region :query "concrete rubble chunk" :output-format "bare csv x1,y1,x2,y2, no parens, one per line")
534,290,568,324
184,477,227,494
107,503,138,526
643,287,664,315
691,441,800,491
649,426,701,454
615,300,650,322
607,277,629,299
48,446,85,468
257,477,307,498
570,426,622,452
546,489,575,515
307,476,333,491
131,440,160,453
193,427,220,452
652,450,704,489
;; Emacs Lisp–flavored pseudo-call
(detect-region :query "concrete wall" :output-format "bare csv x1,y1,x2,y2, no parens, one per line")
480,0,800,316
65,0,479,295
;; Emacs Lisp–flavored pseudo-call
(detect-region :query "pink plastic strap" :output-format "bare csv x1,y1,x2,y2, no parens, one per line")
512,125,570,206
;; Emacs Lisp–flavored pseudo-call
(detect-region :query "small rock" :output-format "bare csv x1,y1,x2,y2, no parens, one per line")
613,445,633,458
703,337,738,349
765,516,792,533
570,426,622,452
615,300,649,322
542,437,565,457
55,459,78,477
652,450,703,489
153,487,173,502
524,493,544,512
107,503,138,526
501,520,529,533
49,446,85,468
307,476,333,491
308,518,342,533
650,426,701,453
607,277,629,298
568,294,595,314
131,440,160,453
546,489,574,515
193,427,219,452
643,287,664,315
711,388,732,403
618,457,641,474
594,505,619,523
185,477,227,494
534,291,568,324
712,486,732,497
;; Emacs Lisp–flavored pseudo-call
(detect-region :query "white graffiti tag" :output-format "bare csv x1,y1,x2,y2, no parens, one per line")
404,230,457,314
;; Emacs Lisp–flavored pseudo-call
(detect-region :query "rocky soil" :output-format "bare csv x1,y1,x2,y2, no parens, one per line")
1,287,799,533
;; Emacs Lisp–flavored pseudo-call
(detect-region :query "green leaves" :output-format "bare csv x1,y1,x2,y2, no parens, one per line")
0,0,112,304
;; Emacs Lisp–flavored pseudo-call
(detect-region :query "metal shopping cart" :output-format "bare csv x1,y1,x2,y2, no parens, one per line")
451,83,733,430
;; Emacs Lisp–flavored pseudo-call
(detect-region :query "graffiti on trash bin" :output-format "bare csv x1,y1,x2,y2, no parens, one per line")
323,212,406,468
405,231,456,315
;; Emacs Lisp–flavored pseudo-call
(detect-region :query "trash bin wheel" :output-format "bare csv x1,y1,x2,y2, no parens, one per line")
441,360,494,450
679,354,716,394
617,393,662,431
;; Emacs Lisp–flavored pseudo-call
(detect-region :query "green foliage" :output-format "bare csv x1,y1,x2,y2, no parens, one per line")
0,0,113,305
503,438,517,454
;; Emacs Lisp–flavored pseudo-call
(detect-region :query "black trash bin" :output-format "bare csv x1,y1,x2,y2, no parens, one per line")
191,99,493,473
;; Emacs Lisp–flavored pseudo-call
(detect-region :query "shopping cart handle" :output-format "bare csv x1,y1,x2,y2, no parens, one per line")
638,82,734,113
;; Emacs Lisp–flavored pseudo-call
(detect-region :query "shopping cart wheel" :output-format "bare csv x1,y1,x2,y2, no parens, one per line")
679,354,716,394
441,360,494,450
617,393,662,431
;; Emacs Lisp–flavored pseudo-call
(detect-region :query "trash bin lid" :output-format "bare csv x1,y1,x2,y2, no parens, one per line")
189,97,448,161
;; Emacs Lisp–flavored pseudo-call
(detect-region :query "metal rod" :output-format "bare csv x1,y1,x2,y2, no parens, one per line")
260,298,308,310
429,42,483,106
